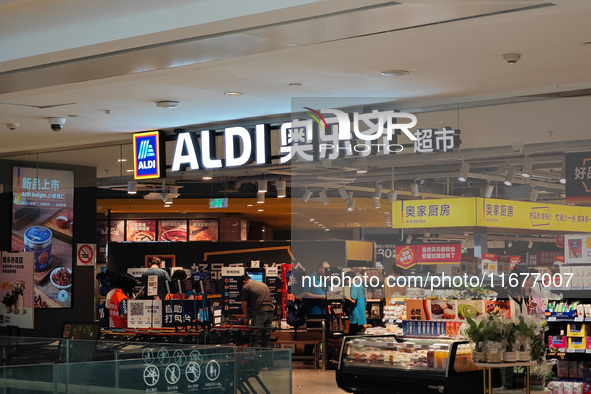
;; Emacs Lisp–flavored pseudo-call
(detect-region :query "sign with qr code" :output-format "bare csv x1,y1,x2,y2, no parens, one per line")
128,300,162,328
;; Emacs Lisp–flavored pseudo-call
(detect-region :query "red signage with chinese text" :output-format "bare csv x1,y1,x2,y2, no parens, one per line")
396,243,461,268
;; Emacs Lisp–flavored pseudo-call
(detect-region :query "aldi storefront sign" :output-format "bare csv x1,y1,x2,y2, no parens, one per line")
133,131,164,179
171,108,461,172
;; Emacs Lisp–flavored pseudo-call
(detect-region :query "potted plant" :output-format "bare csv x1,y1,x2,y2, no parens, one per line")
513,319,534,362
502,322,518,362
2,293,16,313
482,312,505,363
530,360,555,390
464,315,486,362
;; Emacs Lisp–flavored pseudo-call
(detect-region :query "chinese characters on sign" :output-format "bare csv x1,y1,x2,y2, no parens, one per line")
413,127,461,154
395,244,461,269
565,152,591,202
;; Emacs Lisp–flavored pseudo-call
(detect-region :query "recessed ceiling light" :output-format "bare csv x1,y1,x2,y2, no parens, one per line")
224,92,242,96
246,204,253,207
118,158,127,162
156,100,181,109
380,70,409,77
126,169,134,173
258,209,264,212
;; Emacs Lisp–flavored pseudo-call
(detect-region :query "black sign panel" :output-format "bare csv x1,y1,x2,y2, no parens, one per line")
565,152,591,202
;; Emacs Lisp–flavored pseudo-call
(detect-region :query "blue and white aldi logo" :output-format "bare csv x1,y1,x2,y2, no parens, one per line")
133,131,163,179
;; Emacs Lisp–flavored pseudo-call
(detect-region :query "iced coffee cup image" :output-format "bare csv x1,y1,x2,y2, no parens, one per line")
24,226,53,271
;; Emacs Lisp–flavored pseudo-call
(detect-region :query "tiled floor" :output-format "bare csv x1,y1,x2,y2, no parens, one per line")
292,364,344,394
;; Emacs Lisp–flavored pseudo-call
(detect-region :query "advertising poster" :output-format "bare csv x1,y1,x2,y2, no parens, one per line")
482,253,498,274
126,220,156,242
158,220,187,242
563,234,591,264
0,252,34,328
11,167,74,309
188,220,218,241
96,220,124,263
221,266,244,315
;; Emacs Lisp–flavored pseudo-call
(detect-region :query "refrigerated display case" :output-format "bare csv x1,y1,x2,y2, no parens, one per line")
336,335,482,393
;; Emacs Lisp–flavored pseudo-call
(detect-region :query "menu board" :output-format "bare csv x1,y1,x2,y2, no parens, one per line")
11,167,74,309
189,220,218,241
96,220,124,263
158,220,187,242
126,220,156,242
221,267,244,315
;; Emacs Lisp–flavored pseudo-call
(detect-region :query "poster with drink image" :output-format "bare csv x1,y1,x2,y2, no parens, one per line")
11,167,74,309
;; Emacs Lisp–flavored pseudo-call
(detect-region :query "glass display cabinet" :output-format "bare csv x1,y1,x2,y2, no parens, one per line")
336,335,482,393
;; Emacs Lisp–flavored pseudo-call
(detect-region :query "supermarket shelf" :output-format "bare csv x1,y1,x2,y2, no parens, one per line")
545,317,591,322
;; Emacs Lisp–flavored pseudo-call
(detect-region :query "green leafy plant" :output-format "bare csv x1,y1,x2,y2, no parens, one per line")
482,312,505,342
530,335,547,362
464,316,485,343
2,293,16,306
458,285,491,300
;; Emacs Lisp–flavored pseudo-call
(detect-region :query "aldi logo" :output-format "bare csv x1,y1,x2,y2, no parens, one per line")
133,131,164,179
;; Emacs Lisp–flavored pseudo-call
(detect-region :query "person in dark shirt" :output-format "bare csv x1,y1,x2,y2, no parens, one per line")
240,274,275,346
140,256,171,300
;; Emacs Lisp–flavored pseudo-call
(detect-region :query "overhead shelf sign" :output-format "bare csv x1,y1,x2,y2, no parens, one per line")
393,197,591,232
393,198,476,228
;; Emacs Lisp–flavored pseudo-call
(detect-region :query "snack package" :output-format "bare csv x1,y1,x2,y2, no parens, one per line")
551,380,564,394
557,360,569,378
564,381,574,394
570,361,579,378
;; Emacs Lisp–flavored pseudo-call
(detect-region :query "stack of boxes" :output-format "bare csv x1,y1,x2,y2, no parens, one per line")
559,266,591,289
567,323,590,352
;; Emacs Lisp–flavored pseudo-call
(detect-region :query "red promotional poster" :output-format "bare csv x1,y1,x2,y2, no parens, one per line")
415,244,461,264
158,219,187,242
396,245,416,269
189,220,219,241
126,220,156,242
556,234,564,248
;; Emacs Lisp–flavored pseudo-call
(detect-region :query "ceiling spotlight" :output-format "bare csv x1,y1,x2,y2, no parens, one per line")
503,53,521,64
6,123,19,131
521,157,533,178
504,168,516,186
258,180,268,193
530,188,539,202
387,191,398,203
356,159,368,174
373,183,383,199
276,180,286,198
373,199,381,209
301,189,313,203
347,197,356,212
224,92,242,96
411,182,419,197
338,186,349,200
528,241,534,249
559,168,567,184
257,192,265,204
380,70,409,77
319,190,330,205
156,100,181,109
484,184,495,198
202,170,213,180
127,181,137,195
458,162,470,182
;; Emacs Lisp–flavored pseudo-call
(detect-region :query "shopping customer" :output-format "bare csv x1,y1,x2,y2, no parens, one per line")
240,274,275,347
140,256,171,300
302,261,330,316
109,273,136,328
496,264,545,317
346,270,367,335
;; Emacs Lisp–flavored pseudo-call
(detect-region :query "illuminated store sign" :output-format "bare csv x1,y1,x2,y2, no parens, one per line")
133,131,164,179
171,108,461,172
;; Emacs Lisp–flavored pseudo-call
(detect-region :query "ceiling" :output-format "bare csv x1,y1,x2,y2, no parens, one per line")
2,0,591,231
